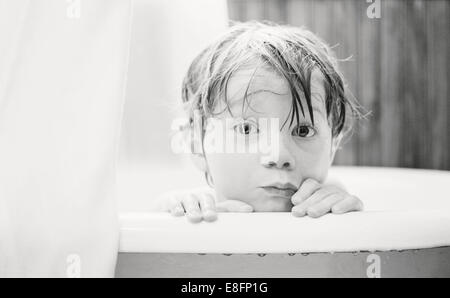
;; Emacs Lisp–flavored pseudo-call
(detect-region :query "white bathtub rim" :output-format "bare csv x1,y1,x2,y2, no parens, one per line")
119,210,450,254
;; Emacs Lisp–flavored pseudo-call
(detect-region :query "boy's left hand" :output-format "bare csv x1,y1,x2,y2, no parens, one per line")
291,178,363,218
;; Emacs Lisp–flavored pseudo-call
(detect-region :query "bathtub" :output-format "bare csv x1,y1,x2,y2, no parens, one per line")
115,166,450,277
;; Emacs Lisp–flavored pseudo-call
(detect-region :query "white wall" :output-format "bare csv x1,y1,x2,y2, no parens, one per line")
119,0,229,166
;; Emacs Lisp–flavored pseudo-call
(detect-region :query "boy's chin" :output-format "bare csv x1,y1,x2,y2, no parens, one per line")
251,197,293,212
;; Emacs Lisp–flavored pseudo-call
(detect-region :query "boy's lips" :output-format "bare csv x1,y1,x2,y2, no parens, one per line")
260,182,298,198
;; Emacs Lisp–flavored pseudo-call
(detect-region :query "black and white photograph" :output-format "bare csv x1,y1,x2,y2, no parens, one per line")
0,0,449,282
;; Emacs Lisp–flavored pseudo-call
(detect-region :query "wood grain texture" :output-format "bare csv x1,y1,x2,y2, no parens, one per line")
227,0,449,170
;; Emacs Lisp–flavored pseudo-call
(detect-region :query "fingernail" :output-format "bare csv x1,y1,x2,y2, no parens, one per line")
331,207,342,214
307,212,319,218
292,209,305,217
172,208,185,217
241,205,253,212
307,208,320,218
203,210,217,222
187,213,202,223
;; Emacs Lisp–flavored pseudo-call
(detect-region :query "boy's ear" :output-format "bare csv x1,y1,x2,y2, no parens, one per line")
190,153,208,172
330,133,343,164
186,125,208,172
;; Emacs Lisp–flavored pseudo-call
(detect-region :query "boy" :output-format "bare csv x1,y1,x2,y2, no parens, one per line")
158,21,364,222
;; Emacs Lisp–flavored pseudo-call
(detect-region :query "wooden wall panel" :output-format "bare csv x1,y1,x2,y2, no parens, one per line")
227,0,449,170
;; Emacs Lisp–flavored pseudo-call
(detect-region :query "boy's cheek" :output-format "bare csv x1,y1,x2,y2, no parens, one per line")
206,154,257,190
298,136,334,179
207,152,260,179
296,153,331,184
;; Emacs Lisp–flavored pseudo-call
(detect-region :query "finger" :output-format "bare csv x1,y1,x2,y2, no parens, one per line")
199,193,218,222
168,195,185,216
292,186,335,217
331,195,364,214
216,200,253,212
306,193,344,218
182,196,203,223
170,201,185,217
291,178,321,205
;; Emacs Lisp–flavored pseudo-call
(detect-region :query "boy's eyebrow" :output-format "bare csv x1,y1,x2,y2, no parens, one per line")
227,89,287,109
230,88,327,120
299,89,326,121
310,106,326,120
230,89,287,105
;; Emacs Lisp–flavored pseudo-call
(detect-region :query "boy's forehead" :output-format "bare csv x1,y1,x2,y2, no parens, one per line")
223,67,326,113
226,67,288,100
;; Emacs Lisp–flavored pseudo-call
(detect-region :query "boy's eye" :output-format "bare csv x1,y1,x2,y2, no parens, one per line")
234,121,259,135
292,125,315,138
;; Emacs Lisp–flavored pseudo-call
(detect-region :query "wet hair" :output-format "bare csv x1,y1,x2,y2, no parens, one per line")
181,20,364,139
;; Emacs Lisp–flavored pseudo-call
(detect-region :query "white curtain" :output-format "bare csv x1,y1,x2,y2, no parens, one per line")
119,0,229,166
117,0,229,212
0,0,133,277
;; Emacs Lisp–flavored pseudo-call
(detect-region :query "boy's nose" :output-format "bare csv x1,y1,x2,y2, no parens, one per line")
261,139,296,170
264,160,293,169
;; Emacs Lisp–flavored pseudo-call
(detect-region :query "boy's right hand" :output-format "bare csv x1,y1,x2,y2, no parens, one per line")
167,191,253,223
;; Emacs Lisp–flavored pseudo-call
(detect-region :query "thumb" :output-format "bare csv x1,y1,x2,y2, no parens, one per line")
216,200,253,212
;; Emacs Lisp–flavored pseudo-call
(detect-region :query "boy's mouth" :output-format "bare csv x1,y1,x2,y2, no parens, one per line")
260,182,298,198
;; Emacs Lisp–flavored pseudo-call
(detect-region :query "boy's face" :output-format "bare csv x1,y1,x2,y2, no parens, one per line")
197,66,340,212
